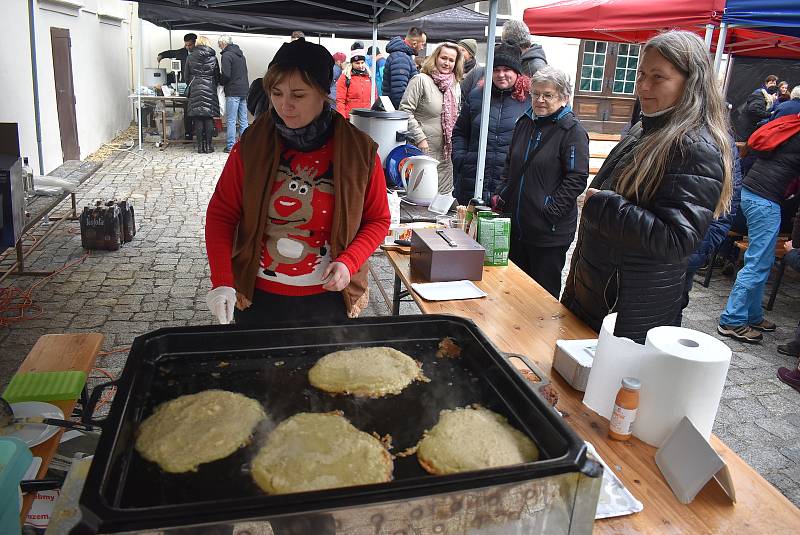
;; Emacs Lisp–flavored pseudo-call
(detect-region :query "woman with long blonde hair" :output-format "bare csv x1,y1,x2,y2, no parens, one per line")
561,30,732,343
399,42,464,194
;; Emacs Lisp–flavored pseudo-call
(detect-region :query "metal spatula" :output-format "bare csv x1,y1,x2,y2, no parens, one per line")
0,397,98,432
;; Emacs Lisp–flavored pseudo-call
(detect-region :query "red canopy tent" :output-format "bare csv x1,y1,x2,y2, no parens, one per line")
522,0,800,59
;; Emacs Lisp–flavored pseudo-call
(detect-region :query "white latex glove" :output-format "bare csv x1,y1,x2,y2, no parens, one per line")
206,286,236,325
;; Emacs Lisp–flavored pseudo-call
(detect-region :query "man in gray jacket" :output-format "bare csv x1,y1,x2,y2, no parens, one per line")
218,35,249,152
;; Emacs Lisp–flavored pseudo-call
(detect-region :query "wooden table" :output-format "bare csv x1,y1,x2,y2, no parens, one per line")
385,251,800,534
16,333,103,523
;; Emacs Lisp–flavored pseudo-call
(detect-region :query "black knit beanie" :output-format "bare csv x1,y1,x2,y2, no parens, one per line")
493,43,522,74
268,40,334,93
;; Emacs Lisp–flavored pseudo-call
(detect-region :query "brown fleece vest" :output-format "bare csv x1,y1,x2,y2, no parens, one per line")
233,111,378,317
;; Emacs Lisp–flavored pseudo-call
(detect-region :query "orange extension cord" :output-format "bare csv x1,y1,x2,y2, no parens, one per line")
0,226,89,326
91,347,131,413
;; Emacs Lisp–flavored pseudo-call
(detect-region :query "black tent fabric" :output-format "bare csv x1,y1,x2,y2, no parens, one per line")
158,0,471,24
137,2,488,41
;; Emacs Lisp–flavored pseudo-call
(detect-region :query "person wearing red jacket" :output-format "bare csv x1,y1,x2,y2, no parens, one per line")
205,39,390,326
336,50,376,119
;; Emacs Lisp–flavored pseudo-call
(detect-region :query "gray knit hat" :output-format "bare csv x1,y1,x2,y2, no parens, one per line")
457,38,478,57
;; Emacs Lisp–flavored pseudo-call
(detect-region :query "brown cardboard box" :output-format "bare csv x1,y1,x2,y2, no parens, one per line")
410,228,485,282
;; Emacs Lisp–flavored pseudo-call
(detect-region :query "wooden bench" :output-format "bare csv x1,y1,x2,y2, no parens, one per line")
14,333,104,523
733,237,790,310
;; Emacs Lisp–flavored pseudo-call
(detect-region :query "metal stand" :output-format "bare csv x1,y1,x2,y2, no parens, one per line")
392,273,411,315
0,192,79,284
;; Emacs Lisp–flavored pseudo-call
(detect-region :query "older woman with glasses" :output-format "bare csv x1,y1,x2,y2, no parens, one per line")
493,66,589,298
561,30,732,343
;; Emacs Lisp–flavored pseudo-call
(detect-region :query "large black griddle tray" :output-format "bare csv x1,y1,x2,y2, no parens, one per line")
77,314,596,534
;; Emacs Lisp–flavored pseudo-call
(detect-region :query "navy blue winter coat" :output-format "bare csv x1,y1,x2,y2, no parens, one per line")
452,77,531,204
686,142,743,272
771,98,800,121
382,37,416,109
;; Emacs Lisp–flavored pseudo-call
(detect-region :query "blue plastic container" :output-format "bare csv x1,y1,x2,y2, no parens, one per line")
0,437,32,535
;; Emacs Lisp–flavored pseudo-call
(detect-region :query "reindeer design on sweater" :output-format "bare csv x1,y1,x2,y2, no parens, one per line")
261,150,335,280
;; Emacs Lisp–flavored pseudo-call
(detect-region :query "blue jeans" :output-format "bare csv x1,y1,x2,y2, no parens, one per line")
720,188,781,326
225,96,248,149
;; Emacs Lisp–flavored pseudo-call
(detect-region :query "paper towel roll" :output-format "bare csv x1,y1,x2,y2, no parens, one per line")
583,314,731,447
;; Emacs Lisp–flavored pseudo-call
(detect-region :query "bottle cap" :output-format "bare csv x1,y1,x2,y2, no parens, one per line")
23,157,29,164
621,377,641,390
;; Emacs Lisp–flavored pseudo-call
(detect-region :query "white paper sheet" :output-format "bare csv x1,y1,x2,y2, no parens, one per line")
411,280,487,301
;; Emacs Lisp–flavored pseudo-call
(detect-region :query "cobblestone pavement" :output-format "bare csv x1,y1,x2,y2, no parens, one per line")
1,139,798,508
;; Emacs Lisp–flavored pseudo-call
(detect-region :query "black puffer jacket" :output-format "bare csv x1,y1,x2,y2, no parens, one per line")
452,77,531,204
743,131,800,204
186,45,220,118
561,114,725,343
496,106,589,247
741,87,773,140
220,43,248,97
247,78,268,118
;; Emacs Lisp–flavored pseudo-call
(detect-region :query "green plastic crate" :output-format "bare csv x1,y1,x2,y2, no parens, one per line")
2,371,87,403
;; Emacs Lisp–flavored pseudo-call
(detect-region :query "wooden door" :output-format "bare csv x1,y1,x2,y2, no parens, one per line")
572,40,639,135
50,28,80,161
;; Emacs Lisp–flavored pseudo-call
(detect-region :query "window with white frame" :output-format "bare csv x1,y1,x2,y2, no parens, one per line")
579,41,606,92
613,44,640,94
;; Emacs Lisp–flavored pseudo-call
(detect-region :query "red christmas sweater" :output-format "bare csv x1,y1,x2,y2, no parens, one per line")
206,140,390,296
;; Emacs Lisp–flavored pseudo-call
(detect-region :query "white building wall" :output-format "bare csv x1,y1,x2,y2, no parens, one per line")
0,1,39,171
0,0,133,174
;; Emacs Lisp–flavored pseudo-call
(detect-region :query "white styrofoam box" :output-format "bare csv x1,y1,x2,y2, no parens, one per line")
553,339,597,392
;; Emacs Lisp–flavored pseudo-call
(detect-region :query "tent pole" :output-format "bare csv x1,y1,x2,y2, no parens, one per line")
713,22,727,74
473,0,499,201
703,24,714,52
371,23,377,105
138,14,143,151
722,54,734,95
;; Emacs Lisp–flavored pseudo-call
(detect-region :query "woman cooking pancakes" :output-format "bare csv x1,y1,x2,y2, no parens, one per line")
204,39,390,326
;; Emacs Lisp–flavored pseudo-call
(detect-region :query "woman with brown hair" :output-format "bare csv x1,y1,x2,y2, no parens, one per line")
399,42,464,194
561,30,733,343
204,39,390,326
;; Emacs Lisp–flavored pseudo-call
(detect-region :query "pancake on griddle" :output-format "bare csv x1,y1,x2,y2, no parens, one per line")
135,390,266,473
308,346,428,397
416,406,539,475
251,412,393,494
